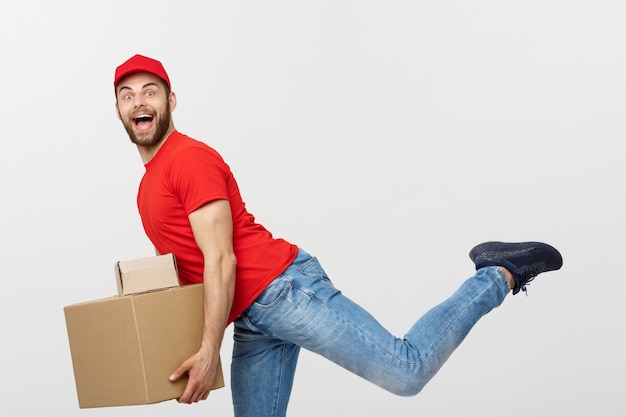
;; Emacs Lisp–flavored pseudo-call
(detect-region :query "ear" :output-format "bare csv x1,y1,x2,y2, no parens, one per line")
115,101,121,120
168,91,177,113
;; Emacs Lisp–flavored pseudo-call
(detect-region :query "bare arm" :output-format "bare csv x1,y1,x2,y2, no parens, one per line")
169,199,236,404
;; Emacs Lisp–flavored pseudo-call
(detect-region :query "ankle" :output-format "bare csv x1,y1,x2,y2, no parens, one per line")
499,267,516,291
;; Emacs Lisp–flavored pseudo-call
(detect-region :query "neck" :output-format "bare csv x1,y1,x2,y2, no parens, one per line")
137,126,176,164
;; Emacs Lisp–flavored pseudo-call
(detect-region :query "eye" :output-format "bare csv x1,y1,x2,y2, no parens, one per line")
146,91,155,97
123,94,133,100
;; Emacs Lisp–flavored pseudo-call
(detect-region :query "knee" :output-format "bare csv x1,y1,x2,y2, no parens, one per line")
384,377,425,397
394,384,423,398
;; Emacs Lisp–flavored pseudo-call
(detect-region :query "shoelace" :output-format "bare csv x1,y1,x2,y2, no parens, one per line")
519,264,545,295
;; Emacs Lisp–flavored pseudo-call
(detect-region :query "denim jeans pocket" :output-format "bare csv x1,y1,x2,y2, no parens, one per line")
297,256,335,289
253,275,293,309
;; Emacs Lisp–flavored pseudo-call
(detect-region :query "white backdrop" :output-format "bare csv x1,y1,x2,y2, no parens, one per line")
1,1,624,416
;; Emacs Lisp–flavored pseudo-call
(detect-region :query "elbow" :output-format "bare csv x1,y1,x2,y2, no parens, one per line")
222,251,237,281
226,252,237,269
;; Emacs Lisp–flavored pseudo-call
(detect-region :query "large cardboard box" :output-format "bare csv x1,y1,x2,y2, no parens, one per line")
64,255,225,408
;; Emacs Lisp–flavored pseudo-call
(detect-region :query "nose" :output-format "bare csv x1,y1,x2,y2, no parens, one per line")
132,93,147,108
132,93,146,109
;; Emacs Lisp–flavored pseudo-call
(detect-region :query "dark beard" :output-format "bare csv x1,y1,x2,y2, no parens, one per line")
124,102,172,147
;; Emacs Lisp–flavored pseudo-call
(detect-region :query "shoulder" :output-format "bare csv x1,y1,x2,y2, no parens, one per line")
171,132,225,163
165,132,230,182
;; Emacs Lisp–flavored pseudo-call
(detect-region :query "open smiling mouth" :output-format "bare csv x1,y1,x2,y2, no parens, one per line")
133,114,154,130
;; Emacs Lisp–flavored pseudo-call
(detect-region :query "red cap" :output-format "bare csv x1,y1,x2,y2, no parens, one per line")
114,54,171,91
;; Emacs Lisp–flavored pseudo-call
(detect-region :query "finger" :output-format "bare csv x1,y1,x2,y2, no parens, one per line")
176,376,197,404
169,362,189,382
178,387,193,404
194,389,210,403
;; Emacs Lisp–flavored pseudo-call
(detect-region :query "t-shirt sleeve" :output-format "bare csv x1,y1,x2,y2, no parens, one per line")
168,146,230,215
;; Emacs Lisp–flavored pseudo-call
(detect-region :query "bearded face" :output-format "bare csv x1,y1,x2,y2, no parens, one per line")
116,73,175,148
120,98,172,147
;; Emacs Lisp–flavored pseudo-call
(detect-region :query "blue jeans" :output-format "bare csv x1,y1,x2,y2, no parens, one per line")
231,249,509,417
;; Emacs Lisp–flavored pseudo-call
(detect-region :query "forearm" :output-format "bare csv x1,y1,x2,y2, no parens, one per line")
199,252,236,358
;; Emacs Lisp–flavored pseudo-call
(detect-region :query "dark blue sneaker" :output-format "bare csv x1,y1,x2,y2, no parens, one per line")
469,241,563,295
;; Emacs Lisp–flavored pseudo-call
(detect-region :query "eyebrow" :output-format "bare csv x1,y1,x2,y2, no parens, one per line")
117,82,161,94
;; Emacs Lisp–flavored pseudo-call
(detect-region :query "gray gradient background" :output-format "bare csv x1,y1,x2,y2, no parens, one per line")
1,1,624,416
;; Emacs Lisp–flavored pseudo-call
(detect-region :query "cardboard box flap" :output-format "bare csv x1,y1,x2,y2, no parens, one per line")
132,285,224,401
64,296,149,407
115,253,179,296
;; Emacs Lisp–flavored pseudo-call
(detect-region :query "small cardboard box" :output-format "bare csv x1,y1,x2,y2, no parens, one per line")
115,253,179,296
64,255,225,408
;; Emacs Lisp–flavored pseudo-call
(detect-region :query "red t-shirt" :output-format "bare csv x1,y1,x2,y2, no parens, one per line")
137,131,298,324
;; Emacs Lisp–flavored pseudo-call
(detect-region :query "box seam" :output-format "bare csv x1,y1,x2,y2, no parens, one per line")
130,298,151,403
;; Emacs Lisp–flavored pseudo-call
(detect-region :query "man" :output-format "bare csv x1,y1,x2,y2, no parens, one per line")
114,54,563,417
